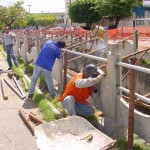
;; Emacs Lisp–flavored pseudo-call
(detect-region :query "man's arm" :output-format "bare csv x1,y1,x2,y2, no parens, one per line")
75,73,105,88
2,35,6,50
9,32,16,37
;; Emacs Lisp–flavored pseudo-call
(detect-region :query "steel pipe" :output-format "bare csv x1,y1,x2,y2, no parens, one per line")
3,77,25,99
117,62,150,74
62,47,107,62
12,76,26,99
118,86,150,104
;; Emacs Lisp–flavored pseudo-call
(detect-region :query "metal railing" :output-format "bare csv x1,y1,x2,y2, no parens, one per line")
62,47,150,104
62,47,108,62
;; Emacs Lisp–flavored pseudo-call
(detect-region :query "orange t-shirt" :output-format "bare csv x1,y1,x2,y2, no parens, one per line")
58,73,93,104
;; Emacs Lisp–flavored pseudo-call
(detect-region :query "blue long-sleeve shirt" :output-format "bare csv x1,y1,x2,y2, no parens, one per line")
35,40,61,71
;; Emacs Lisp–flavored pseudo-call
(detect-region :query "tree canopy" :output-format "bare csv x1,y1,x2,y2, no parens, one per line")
68,0,101,27
28,14,57,27
0,1,57,30
97,0,143,28
0,1,28,30
68,0,143,28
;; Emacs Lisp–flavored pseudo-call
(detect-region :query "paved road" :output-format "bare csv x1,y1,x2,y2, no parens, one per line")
0,51,40,150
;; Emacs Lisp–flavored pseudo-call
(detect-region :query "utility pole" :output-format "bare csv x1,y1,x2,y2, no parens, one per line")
27,5,32,13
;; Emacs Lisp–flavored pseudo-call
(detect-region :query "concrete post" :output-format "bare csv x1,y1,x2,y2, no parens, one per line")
35,36,40,55
103,43,126,138
107,43,121,117
104,29,108,45
15,34,20,55
23,35,28,62
52,58,63,91
133,30,138,52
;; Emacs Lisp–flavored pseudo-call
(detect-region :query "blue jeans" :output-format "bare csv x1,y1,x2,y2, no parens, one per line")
29,65,55,98
62,96,95,117
6,44,18,67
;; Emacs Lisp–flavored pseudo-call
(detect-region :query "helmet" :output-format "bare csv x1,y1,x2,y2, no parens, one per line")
83,64,99,78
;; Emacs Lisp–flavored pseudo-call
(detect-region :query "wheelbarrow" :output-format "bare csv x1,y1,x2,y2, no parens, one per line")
35,116,116,150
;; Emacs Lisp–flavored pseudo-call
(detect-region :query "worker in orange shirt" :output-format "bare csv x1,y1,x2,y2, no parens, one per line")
58,64,105,117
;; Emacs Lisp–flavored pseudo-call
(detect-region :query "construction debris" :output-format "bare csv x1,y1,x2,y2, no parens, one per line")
19,109,45,135
1,77,8,100
12,75,26,98
3,77,26,99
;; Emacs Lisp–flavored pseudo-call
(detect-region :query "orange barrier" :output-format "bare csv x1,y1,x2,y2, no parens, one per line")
111,27,150,41
13,26,150,41
108,28,119,39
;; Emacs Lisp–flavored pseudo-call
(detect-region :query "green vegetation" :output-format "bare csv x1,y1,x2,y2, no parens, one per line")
0,1,57,30
34,92,58,121
68,0,142,28
28,13,57,27
24,64,34,76
0,1,28,29
68,0,100,27
114,137,150,150
141,59,150,67
0,45,3,51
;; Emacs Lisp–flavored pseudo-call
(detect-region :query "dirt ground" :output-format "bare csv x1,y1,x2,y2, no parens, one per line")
0,51,42,150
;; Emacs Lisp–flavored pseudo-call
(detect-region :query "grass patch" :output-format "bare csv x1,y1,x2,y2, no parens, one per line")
38,99,57,122
141,59,150,67
114,137,150,150
18,56,25,64
24,63,34,76
33,92,59,121
0,45,3,51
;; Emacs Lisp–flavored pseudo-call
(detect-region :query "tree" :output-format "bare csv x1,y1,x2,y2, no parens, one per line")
68,0,101,28
97,0,143,28
0,1,28,30
28,14,57,27
68,0,142,29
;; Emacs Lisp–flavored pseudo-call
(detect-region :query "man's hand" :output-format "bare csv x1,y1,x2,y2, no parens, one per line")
93,86,98,93
97,68,107,77
97,68,105,76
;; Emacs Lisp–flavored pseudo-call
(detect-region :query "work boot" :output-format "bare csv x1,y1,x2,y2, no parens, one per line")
8,67,12,70
27,94,34,100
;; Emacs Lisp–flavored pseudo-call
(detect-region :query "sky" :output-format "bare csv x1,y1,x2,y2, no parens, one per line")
0,0,65,13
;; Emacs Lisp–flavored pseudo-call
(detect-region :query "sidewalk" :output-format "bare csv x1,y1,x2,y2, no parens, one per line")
0,51,40,150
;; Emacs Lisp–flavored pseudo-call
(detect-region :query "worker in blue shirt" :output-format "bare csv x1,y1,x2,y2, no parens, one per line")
28,40,66,99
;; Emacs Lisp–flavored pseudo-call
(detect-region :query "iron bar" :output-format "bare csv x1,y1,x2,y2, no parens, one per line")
118,86,150,104
62,48,107,62
3,77,25,99
12,76,26,99
128,68,136,149
117,62,150,74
